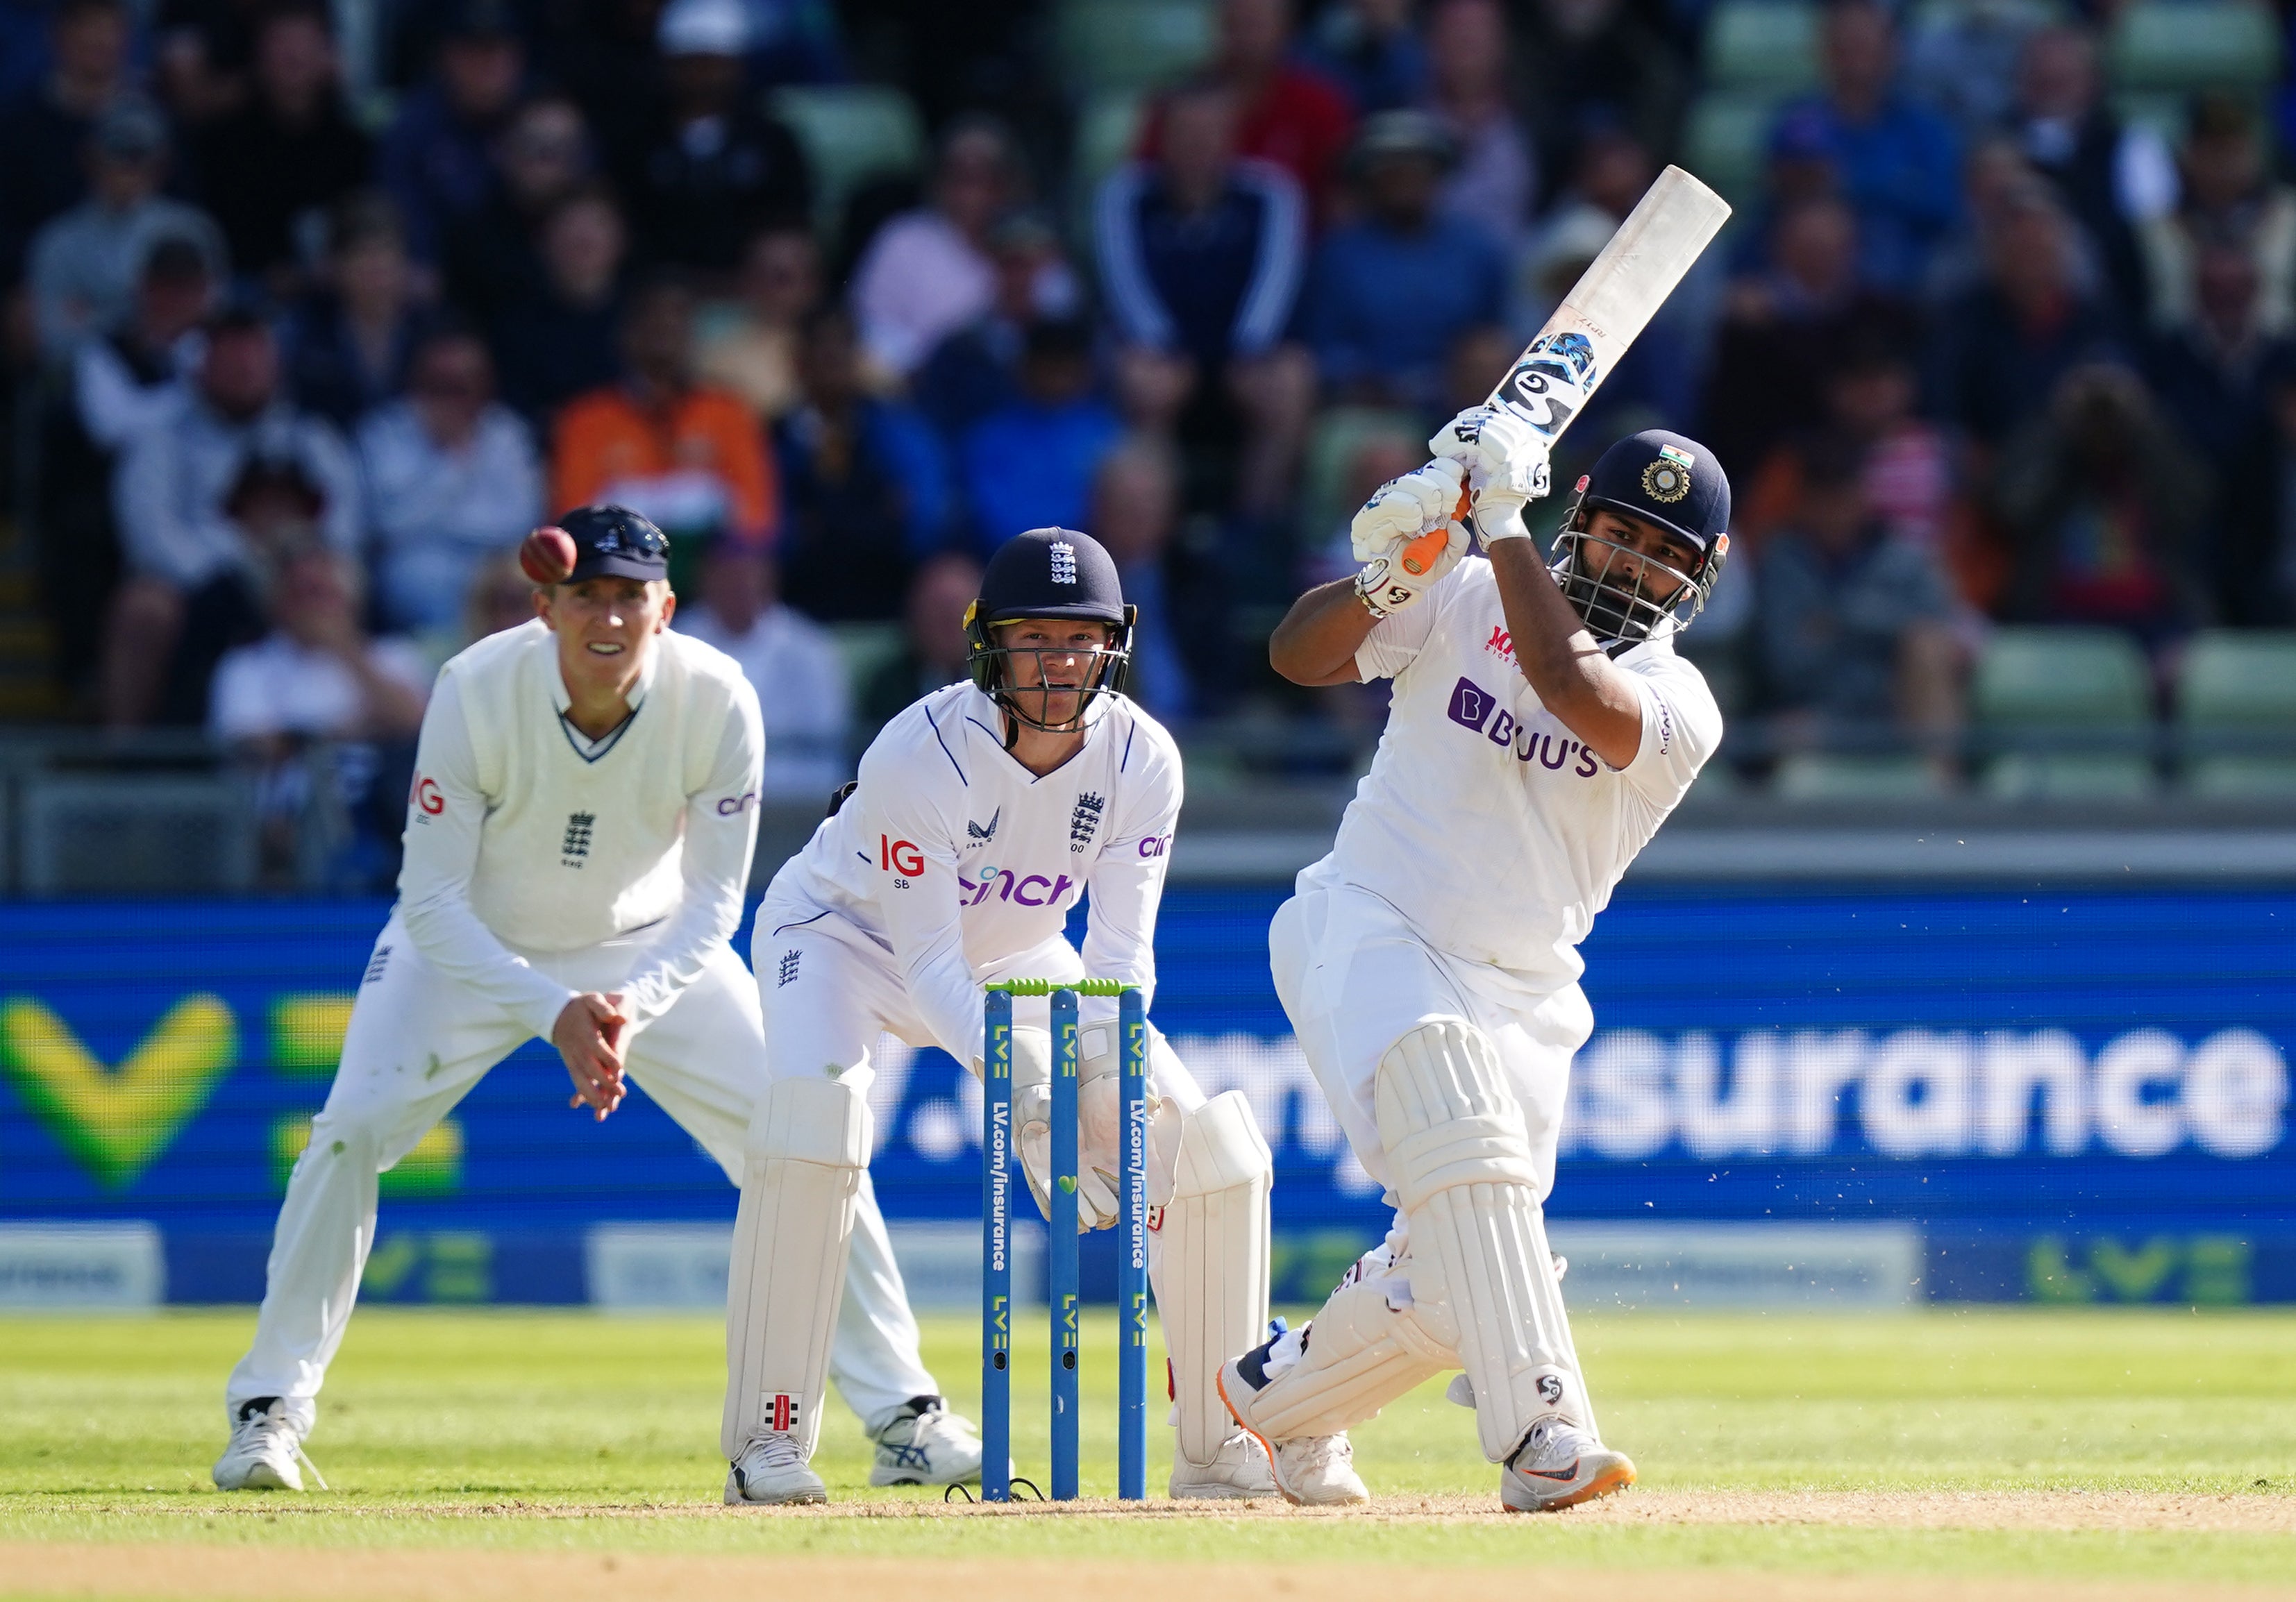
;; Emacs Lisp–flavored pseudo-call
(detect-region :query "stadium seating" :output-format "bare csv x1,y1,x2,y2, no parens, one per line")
1680,92,1782,204
2177,630,2296,797
830,621,907,700
769,85,928,238
1773,752,1947,801
2104,0,2280,94
1299,408,1426,548
17,773,258,893
1070,91,1148,240
1702,1,1822,95
1055,0,1215,97
1975,627,2156,799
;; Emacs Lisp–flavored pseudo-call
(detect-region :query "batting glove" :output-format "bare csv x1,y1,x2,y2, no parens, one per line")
1431,405,1550,542
1348,462,1462,563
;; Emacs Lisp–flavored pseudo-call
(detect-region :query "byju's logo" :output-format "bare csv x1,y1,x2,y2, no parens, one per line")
1448,677,1496,731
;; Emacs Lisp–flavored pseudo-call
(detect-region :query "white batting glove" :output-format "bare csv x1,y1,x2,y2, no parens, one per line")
1431,405,1550,542
1348,462,1462,563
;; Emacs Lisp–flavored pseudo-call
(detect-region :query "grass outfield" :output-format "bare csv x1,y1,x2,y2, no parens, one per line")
2,1307,2293,1599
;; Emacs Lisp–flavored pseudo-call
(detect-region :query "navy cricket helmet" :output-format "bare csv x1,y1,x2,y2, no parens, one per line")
964,527,1135,734
1555,430,1732,649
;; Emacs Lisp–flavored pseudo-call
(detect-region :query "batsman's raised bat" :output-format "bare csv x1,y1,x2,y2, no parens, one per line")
1401,164,1732,575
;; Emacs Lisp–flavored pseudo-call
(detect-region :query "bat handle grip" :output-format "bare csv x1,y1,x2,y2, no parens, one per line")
1397,465,1471,577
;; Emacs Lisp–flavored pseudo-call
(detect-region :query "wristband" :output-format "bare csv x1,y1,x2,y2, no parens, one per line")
1476,503,1533,544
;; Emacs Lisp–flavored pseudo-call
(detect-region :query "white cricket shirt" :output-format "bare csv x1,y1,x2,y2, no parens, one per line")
763,681,1182,1063
1306,555,1721,984
397,618,764,1036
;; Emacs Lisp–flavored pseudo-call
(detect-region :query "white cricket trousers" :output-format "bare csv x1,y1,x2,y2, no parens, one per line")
226,912,938,1437
1268,881,1594,1204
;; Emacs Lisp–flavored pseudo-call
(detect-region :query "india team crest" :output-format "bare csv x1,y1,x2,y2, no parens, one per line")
1642,443,1695,503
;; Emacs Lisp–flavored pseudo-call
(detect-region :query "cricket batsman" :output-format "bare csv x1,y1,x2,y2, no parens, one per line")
213,506,981,1494
1219,413,1729,1510
717,526,1277,1504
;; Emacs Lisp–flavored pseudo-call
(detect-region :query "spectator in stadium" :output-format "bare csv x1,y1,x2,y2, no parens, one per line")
1510,0,1683,206
31,235,214,709
913,210,1071,444
551,273,776,589
208,542,430,888
959,317,1123,546
773,305,952,621
1754,436,1964,768
2146,241,2294,488
2215,351,2296,626
1088,437,1201,723
618,0,812,274
2139,94,2296,337
1096,77,1311,516
279,193,424,430
855,548,982,736
1991,362,2207,639
1902,0,2046,144
1768,0,1959,296
1421,0,1531,254
441,93,591,321
1300,0,1424,117
359,320,542,632
1932,180,2126,456
378,0,529,271
106,310,362,726
676,536,850,799
1140,0,1355,219
155,0,271,125
489,181,628,419
0,0,133,287
1699,194,1865,480
1301,110,1507,413
849,116,1020,379
192,1,373,294
694,223,820,423
2006,24,2174,327
26,98,228,361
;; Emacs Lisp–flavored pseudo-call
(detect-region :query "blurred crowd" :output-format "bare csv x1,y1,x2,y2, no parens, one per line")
3,0,2294,850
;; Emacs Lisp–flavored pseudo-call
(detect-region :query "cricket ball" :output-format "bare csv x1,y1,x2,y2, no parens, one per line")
519,525,578,584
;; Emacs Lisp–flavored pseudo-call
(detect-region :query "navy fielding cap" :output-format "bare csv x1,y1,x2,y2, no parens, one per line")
1576,429,1732,554
560,504,670,582
977,526,1125,625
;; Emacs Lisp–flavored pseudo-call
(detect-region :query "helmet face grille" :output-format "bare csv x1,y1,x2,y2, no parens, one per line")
1550,522,1716,648
973,641,1132,732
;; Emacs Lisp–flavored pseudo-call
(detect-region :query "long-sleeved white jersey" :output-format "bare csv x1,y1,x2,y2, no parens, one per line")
1306,555,1723,985
762,680,1182,1063
396,618,764,1037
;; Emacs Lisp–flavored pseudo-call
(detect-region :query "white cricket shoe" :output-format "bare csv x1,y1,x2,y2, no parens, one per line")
212,1397,325,1492
867,1394,985,1487
724,1432,826,1505
1500,1417,1635,1512
1216,1356,1370,1506
1168,1429,1276,1500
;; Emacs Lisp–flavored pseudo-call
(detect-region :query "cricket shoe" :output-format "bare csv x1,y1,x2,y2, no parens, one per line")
725,1431,826,1505
1500,1418,1635,1512
1168,1430,1277,1500
212,1397,326,1492
866,1394,986,1487
1214,1358,1368,1506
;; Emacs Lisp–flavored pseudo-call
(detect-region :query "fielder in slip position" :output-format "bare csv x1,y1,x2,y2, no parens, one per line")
1223,414,1732,1511
719,526,1278,1504
214,506,979,1494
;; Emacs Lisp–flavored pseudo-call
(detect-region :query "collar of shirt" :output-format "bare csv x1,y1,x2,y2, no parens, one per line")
549,638,659,756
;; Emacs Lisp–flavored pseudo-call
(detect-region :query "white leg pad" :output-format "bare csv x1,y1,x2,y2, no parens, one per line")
1225,1235,1455,1442
1375,1018,1584,1461
1152,1089,1272,1465
722,1076,872,1460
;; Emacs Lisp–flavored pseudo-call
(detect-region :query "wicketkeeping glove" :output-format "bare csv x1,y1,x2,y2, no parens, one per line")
1430,405,1550,542
1009,1024,1124,1233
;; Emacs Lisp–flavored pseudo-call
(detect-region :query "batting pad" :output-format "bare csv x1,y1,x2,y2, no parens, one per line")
1225,1240,1456,1443
1154,1090,1272,1465
1375,1018,1583,1461
721,1076,872,1460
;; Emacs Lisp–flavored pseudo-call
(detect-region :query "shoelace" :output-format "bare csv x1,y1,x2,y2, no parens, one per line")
242,1410,329,1491
1287,1435,1352,1474
740,1431,807,1472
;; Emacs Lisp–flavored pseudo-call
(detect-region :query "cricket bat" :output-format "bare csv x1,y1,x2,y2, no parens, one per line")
1399,165,1732,576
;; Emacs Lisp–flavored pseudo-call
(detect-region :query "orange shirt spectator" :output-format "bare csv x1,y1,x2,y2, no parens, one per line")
548,276,777,562
1138,0,1355,220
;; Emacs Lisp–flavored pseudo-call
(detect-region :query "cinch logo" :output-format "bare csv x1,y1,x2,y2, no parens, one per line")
715,791,757,816
1137,834,1171,859
1448,677,1603,778
879,836,925,877
960,866,1078,908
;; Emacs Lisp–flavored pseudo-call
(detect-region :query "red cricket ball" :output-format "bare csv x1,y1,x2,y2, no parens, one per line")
519,525,578,584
